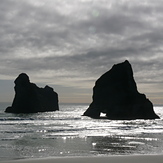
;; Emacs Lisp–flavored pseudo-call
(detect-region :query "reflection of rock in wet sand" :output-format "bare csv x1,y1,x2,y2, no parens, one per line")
90,136,135,155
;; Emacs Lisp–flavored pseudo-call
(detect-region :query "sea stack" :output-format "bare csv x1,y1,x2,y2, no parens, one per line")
5,73,59,113
83,60,159,120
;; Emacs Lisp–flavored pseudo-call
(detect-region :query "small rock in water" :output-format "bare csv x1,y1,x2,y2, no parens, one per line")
5,73,59,113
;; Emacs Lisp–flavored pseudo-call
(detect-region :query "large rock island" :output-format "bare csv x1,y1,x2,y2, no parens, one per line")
83,60,159,120
5,73,59,113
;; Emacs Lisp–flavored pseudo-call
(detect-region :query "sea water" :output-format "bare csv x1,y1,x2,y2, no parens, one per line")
0,103,163,161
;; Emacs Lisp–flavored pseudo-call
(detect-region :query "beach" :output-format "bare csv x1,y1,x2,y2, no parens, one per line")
1,155,163,163
1,103,163,161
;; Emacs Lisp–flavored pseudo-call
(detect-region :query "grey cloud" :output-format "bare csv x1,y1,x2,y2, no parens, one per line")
0,0,71,55
1,0,162,57
1,0,163,103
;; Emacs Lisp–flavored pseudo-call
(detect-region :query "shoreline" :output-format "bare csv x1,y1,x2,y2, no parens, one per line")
1,155,163,163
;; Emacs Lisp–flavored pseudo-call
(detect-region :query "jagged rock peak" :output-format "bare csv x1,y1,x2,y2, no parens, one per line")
83,60,160,120
14,73,30,85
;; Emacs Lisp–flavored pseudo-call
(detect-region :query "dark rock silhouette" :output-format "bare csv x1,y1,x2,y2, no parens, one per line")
5,73,59,113
83,60,159,120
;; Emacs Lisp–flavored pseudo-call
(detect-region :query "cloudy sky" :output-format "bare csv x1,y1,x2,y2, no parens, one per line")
0,0,163,104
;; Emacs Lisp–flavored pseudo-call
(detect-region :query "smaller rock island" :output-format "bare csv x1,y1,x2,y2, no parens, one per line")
5,73,59,113
83,60,159,120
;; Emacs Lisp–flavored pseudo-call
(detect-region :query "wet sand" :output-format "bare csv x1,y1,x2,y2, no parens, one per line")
1,155,163,163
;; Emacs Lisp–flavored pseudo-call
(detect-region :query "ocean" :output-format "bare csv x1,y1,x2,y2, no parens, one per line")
0,103,163,161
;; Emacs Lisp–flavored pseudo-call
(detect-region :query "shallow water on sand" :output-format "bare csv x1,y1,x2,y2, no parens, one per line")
0,103,163,161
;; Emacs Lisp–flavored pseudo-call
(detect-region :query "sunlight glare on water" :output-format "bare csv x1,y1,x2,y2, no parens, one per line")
0,104,163,160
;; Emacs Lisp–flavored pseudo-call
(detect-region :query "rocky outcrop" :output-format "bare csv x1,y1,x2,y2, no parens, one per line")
83,60,159,120
5,73,59,113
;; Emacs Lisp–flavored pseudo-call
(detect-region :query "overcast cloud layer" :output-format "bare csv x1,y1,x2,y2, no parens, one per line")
0,0,163,103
